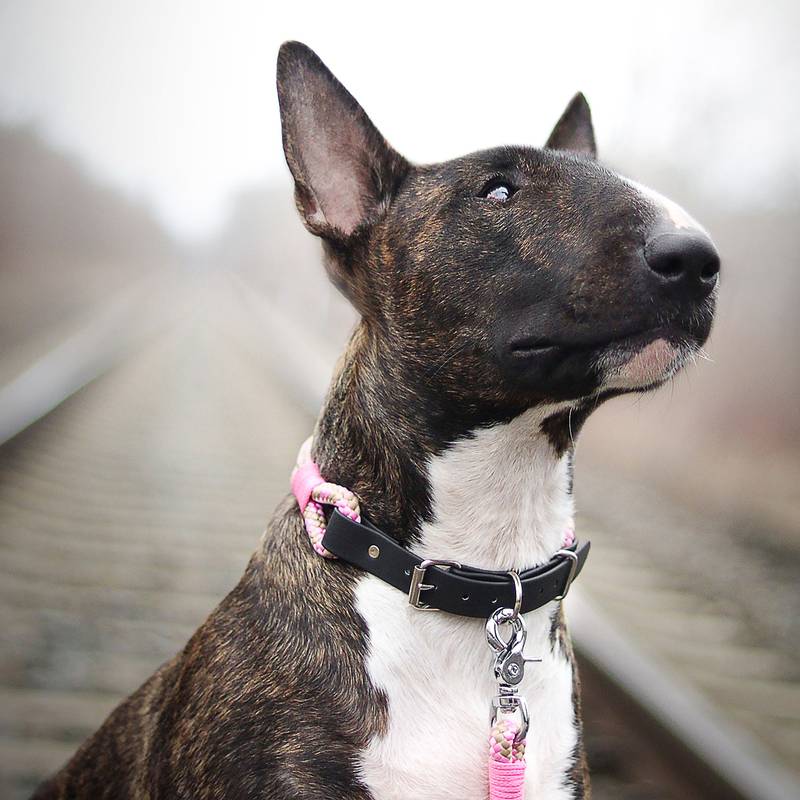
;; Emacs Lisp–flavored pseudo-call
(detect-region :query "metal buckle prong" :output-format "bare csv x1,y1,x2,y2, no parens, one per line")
407,559,461,610
554,548,579,601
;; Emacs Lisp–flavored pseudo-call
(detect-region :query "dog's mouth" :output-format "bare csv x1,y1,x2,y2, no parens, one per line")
509,326,674,360
508,324,703,391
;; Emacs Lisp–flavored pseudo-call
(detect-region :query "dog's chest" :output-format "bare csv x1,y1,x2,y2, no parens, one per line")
352,411,580,799
354,578,577,800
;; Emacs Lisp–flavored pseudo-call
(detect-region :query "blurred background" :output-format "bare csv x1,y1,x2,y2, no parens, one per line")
0,1,798,798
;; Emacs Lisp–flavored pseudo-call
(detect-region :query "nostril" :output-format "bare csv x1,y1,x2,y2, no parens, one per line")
654,253,684,280
700,252,721,282
645,240,687,282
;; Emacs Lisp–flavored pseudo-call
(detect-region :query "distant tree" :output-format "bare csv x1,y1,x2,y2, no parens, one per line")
0,124,175,266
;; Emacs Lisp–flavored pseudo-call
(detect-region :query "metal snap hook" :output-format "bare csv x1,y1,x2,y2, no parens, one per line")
486,607,541,686
485,607,525,655
485,606,539,750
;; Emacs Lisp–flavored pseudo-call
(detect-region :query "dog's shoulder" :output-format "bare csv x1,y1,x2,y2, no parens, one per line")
150,497,385,797
36,498,383,799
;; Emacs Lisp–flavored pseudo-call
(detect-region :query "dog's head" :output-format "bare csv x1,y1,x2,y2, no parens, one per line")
277,42,718,426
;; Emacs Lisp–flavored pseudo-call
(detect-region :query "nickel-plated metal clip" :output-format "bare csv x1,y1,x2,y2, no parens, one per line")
486,607,542,684
486,606,540,742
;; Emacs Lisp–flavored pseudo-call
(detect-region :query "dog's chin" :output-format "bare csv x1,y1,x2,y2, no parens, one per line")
593,335,691,392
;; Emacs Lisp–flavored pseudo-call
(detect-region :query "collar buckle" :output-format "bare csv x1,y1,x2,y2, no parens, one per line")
408,559,461,610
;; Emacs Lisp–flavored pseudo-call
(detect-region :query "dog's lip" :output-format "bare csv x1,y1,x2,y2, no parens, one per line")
508,339,560,357
508,326,670,358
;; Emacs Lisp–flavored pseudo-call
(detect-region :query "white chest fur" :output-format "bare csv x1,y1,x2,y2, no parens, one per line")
355,408,579,800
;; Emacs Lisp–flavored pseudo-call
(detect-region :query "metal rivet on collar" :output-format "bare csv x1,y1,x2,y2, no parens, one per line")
368,545,380,559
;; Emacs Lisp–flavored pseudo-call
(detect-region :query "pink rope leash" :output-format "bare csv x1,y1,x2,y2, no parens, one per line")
489,718,526,799
291,437,361,558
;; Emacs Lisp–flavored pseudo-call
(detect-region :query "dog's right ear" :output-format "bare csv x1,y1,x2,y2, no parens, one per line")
277,42,408,251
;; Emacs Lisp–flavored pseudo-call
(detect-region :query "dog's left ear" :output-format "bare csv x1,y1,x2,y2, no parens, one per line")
545,92,597,157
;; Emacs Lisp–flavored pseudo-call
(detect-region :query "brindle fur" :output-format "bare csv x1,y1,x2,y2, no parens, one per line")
34,498,386,799
34,41,716,799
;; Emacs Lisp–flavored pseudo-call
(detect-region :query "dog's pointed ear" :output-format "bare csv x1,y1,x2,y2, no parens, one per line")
545,92,596,157
277,42,408,244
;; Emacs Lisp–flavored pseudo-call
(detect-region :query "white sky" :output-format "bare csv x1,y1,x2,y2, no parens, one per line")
0,0,797,240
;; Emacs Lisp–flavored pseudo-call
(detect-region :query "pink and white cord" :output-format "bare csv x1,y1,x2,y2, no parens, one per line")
489,718,526,799
291,437,361,558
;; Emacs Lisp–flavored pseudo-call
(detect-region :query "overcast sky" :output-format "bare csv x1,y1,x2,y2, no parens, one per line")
1,0,797,239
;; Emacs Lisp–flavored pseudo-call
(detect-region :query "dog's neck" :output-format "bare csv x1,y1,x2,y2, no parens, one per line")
313,324,576,570
416,407,575,570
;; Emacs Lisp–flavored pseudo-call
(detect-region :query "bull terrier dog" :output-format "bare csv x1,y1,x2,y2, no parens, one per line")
34,41,719,800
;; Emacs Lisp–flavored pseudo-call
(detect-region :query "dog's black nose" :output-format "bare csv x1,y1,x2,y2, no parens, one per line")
644,231,720,297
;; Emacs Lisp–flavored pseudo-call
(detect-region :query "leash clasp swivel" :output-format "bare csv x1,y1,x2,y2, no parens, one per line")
490,689,530,742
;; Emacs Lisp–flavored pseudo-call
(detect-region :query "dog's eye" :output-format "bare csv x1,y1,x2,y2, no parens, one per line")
482,182,514,202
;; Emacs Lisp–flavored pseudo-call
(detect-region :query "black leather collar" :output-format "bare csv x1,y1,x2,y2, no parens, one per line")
321,510,590,618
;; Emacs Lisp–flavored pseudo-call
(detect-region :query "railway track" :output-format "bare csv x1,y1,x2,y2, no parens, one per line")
0,271,796,799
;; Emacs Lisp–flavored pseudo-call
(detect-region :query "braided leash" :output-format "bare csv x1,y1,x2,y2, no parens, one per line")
489,718,526,799
291,436,578,800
